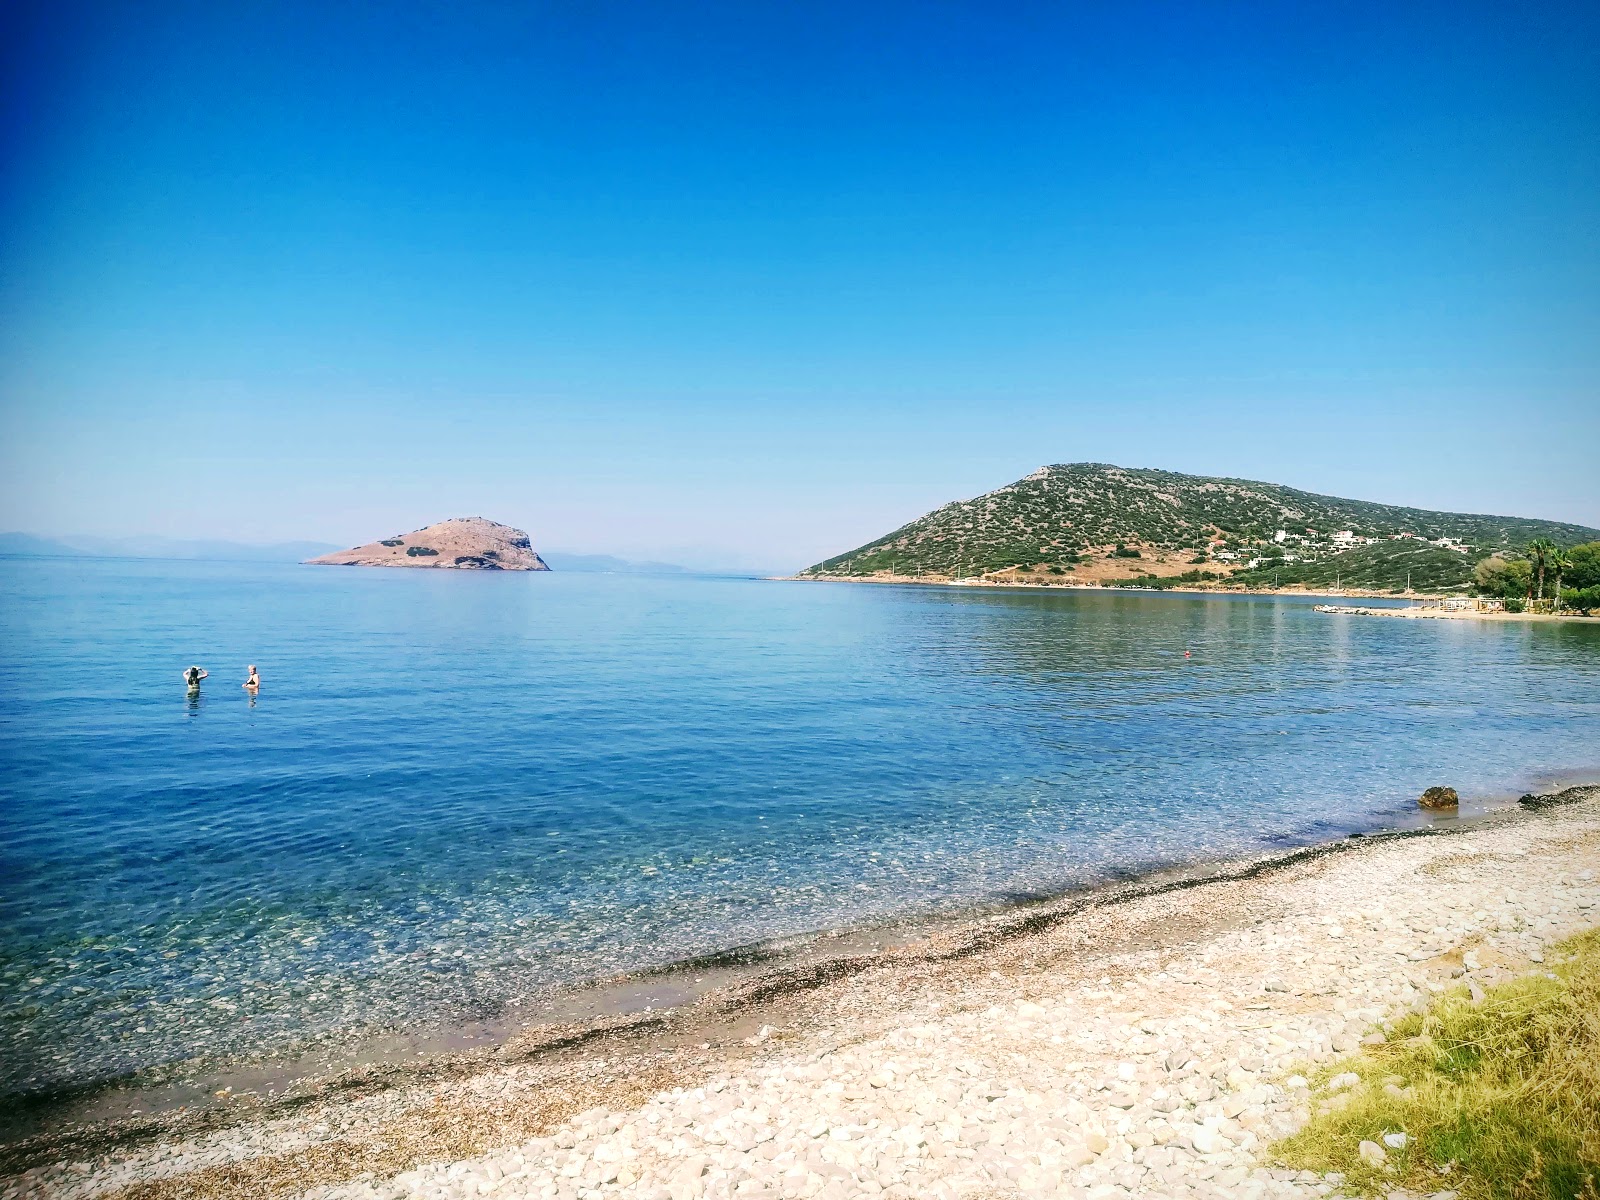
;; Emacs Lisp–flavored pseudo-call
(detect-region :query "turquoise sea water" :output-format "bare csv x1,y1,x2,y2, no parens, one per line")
2,558,1598,1101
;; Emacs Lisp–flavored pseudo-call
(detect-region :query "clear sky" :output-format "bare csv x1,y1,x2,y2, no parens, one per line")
2,1,1597,570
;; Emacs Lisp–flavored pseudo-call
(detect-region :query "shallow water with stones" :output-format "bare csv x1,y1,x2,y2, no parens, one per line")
2,557,1597,1100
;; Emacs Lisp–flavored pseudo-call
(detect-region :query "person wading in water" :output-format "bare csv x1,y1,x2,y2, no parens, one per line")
184,665,208,691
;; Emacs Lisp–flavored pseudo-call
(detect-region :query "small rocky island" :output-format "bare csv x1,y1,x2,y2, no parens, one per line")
307,518,550,571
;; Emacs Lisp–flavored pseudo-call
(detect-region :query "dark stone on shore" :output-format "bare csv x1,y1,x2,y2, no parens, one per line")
1418,786,1459,810
1518,786,1593,811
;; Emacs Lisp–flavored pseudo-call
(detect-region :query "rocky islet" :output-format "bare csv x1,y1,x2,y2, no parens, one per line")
308,519,550,571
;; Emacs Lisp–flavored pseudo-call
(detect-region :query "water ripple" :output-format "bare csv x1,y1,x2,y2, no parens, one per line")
1,560,1597,1097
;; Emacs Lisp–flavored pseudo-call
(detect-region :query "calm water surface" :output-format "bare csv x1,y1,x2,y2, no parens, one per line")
2,559,1597,1098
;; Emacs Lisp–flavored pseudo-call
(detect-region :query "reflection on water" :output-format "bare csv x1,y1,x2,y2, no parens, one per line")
0,559,1596,1098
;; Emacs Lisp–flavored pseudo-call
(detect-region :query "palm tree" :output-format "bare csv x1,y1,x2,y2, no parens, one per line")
1549,546,1571,612
1526,538,1557,602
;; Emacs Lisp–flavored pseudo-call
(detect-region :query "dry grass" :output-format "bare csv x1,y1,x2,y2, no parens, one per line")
1275,928,1600,1199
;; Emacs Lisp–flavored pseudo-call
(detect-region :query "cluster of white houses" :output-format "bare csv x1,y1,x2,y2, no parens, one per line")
1208,527,1473,568
1327,529,1469,551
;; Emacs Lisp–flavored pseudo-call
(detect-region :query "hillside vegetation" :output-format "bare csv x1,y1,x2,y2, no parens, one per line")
1225,543,1478,592
801,464,1599,592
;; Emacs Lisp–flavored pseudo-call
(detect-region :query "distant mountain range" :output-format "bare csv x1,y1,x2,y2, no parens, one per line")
539,552,691,574
0,533,343,563
801,463,1600,592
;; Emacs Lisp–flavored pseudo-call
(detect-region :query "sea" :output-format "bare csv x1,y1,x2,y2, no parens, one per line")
2,557,1598,1107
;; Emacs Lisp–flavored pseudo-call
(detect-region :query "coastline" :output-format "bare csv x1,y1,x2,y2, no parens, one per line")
1313,604,1597,624
7,784,1598,1200
787,574,1599,619
785,575,1425,602
0,781,1524,1143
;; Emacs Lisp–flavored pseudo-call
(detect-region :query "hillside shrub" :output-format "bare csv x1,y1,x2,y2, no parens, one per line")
406,546,438,557
1112,544,1141,558
380,538,405,547
1047,565,1065,575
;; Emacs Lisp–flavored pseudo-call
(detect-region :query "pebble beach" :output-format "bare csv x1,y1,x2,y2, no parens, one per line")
6,785,1597,1200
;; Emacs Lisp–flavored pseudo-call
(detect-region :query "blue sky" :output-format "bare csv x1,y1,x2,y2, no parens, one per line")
2,1,1597,569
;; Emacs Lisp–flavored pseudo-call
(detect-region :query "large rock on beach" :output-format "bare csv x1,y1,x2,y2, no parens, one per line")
1418,786,1460,810
307,517,550,570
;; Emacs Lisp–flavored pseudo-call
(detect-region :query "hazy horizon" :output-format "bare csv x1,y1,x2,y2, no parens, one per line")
3,2,1597,566
7,454,1599,575
0,530,782,573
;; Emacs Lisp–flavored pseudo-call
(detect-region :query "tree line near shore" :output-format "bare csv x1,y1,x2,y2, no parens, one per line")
1472,540,1600,614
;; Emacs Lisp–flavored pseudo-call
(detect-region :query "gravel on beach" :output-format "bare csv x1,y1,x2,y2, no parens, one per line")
8,787,1598,1200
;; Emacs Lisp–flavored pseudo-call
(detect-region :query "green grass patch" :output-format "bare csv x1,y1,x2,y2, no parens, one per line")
1275,928,1600,1198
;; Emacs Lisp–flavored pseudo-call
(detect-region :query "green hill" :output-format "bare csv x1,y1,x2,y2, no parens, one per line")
801,464,1598,590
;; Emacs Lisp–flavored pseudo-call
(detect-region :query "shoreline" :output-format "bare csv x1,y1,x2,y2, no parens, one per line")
6,783,1598,1199
0,783,1532,1142
785,575,1428,602
787,575,1599,619
1313,603,1597,624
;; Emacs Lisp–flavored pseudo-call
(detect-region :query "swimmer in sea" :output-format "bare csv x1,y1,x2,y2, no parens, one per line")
184,665,208,689
243,665,259,691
